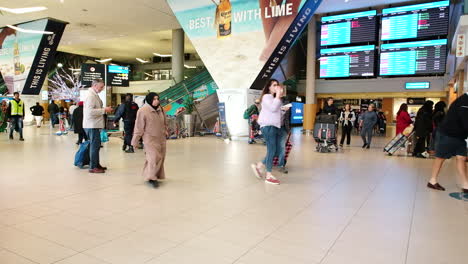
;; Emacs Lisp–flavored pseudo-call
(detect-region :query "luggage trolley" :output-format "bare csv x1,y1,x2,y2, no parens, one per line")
313,114,338,153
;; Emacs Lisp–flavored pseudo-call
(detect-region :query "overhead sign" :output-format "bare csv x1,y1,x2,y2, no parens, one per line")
405,82,430,90
107,65,129,87
0,19,67,95
80,64,105,87
407,98,426,105
167,0,323,91
456,34,466,57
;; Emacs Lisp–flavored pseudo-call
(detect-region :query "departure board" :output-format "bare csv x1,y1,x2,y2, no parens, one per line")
381,1,449,41
380,39,447,76
321,11,377,46
320,45,375,78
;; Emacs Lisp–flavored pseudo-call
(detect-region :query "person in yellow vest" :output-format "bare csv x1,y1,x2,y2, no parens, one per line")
6,92,25,141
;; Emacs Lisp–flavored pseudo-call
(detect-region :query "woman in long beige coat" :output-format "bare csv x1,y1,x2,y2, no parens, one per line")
131,92,168,188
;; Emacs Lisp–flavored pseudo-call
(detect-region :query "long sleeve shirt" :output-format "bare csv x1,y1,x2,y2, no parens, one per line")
258,94,282,128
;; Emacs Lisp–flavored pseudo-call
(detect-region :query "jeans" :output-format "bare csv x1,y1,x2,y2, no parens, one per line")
360,126,373,146
85,128,101,169
123,121,135,146
276,127,289,167
340,124,352,145
50,113,58,128
261,126,280,172
9,116,23,138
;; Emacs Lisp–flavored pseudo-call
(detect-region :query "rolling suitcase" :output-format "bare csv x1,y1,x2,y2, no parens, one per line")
384,132,414,156
74,141,90,168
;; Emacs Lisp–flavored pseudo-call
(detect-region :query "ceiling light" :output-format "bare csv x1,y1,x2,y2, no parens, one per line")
57,63,63,68
6,25,53,35
153,53,172,58
0,6,47,14
68,68,81,71
184,64,196,69
136,58,149,63
95,58,112,63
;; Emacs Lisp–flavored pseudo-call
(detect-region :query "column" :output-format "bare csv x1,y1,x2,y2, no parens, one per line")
172,28,185,83
303,16,317,134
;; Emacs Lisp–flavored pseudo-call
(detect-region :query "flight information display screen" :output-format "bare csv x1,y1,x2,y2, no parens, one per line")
380,39,447,76
381,1,449,41
321,10,377,46
320,45,375,78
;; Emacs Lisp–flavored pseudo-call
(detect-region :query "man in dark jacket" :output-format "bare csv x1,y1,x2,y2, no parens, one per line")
30,102,44,128
48,101,59,128
114,93,139,153
322,97,338,116
6,92,25,141
428,93,468,193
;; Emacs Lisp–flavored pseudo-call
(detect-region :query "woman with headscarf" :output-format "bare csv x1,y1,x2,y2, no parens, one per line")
131,92,168,188
413,100,434,158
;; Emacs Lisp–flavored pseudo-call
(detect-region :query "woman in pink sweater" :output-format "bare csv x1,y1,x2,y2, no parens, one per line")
251,79,283,185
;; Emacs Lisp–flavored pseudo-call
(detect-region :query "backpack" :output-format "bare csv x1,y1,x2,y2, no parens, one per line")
243,105,256,119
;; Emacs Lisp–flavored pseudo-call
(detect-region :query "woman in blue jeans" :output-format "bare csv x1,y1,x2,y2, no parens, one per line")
251,79,283,185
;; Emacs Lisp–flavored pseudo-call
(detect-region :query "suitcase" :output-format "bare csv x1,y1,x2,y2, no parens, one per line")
384,132,414,155
74,141,90,168
313,123,337,141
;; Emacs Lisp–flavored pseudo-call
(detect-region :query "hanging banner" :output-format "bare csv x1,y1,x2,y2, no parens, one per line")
0,19,67,95
167,0,322,91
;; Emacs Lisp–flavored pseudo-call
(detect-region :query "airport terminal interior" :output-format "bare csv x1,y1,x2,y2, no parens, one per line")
1,0,468,263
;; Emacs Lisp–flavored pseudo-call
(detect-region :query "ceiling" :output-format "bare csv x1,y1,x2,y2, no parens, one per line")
0,0,418,63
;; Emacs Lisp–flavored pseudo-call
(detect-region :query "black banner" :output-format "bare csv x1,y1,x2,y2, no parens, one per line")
22,19,67,95
81,64,106,87
250,0,323,90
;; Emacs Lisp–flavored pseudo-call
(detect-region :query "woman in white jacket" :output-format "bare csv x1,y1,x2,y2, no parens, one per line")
339,104,356,147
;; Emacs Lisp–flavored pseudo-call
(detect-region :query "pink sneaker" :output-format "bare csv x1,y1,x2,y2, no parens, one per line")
265,177,280,185
251,164,264,179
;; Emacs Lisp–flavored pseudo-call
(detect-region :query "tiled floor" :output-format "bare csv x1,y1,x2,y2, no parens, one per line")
1,126,467,264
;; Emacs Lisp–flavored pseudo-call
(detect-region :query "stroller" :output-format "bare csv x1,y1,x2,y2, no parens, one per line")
248,114,264,144
313,114,338,153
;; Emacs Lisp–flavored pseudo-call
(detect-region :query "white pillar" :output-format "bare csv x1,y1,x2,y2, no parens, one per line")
306,16,316,105
303,16,317,133
172,29,185,83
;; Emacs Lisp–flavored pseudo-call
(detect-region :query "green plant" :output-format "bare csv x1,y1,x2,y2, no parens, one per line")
183,96,195,114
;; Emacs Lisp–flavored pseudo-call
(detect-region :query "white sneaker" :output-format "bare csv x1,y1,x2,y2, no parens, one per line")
251,164,264,179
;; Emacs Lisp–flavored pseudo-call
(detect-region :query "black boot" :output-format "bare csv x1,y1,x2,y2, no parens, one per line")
125,146,135,153
148,179,159,188
122,144,127,151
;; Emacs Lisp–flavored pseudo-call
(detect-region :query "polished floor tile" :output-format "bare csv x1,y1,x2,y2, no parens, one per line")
1,126,467,264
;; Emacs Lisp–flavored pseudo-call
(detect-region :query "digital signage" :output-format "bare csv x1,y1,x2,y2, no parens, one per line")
107,65,129,87
321,10,377,46
290,102,304,124
319,45,375,78
381,1,449,41
380,39,447,76
405,82,430,89
80,64,106,87
0,19,67,95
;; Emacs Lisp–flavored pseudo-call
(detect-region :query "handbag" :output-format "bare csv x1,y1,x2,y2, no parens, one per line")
100,129,109,143
402,124,414,137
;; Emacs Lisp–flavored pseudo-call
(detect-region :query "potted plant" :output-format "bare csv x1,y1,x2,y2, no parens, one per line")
182,96,196,137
